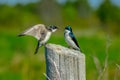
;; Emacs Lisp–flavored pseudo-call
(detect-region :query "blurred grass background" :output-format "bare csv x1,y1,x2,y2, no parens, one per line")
0,0,120,80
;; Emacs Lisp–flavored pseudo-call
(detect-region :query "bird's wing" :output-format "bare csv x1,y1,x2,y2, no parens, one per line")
18,24,46,40
69,32,80,48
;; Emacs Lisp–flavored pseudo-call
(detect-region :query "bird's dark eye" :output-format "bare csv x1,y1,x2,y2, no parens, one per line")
49,25,57,30
53,26,57,29
54,26,57,29
65,26,72,31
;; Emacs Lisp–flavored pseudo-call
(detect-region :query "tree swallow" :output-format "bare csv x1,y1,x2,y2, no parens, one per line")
18,24,58,54
64,26,81,51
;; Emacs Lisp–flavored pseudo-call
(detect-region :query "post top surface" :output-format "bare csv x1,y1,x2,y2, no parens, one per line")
45,43,85,58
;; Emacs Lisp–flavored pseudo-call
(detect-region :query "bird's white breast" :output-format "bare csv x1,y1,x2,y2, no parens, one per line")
41,32,51,44
65,32,75,47
65,31,80,50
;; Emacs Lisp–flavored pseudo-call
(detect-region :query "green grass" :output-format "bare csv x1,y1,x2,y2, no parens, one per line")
0,29,120,80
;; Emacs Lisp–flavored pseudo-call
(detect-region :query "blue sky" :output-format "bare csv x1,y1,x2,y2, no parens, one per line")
0,0,39,5
88,0,103,9
0,0,120,8
111,0,120,6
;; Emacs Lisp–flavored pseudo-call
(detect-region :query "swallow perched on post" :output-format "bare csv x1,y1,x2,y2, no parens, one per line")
64,26,81,52
18,24,58,54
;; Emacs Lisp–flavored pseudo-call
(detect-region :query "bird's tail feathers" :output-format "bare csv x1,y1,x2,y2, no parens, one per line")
75,47,83,53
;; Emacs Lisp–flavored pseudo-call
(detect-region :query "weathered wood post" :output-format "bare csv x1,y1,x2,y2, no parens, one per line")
45,43,86,80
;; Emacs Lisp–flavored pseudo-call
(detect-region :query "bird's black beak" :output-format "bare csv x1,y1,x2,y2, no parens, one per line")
56,27,59,29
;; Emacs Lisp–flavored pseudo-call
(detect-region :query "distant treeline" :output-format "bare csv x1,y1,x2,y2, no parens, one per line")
0,0,120,35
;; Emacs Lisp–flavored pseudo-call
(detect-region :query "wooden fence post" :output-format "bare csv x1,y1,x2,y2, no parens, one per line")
45,43,86,80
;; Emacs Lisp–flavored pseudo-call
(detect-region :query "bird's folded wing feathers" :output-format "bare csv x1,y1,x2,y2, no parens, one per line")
18,24,46,40
69,32,80,48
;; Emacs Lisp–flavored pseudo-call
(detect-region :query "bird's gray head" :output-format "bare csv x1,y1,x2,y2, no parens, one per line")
65,26,72,33
47,25,58,32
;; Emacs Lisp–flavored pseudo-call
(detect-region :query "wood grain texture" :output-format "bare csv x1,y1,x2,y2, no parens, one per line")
45,43,86,80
